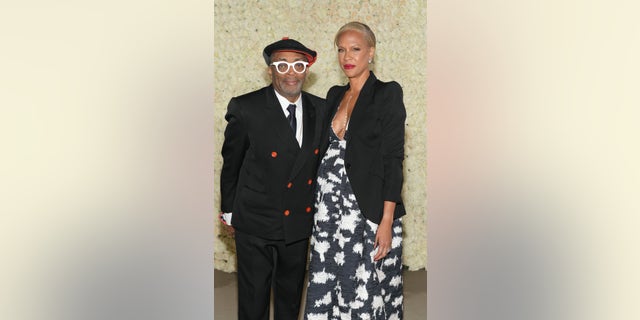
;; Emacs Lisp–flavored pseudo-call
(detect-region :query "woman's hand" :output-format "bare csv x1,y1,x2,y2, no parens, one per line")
374,201,397,261
373,219,393,261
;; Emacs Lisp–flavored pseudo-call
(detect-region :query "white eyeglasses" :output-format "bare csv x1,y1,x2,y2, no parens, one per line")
270,61,309,74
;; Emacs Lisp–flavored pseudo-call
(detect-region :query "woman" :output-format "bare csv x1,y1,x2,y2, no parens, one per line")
304,22,407,319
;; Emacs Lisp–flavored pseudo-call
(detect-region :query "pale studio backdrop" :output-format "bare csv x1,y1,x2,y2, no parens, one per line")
213,0,427,272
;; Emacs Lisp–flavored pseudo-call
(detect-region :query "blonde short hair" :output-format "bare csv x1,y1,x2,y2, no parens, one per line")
334,21,377,48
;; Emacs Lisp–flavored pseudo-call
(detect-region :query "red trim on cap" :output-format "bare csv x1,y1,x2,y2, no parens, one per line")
273,49,316,66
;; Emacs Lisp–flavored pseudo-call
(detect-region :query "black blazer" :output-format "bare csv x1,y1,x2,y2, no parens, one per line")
324,72,406,223
220,86,327,244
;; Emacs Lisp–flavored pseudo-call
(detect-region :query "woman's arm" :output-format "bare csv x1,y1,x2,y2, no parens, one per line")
380,82,406,205
373,200,396,261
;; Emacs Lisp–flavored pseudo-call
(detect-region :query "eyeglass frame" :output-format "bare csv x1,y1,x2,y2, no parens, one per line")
270,61,310,74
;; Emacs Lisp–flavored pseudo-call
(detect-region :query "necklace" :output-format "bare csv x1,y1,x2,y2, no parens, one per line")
334,93,353,140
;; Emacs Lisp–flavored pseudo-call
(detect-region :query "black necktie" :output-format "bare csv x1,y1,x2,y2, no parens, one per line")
287,104,297,135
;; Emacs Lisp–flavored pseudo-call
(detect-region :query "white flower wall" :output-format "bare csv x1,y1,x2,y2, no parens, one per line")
214,0,427,272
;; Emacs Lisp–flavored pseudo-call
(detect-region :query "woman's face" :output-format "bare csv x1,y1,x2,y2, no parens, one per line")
336,30,375,79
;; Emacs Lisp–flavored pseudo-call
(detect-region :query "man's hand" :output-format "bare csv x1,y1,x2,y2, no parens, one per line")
218,212,235,235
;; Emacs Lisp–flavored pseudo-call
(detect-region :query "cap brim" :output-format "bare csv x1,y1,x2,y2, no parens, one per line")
271,49,316,66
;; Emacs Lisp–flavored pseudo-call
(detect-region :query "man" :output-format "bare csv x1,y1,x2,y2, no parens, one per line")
219,38,327,320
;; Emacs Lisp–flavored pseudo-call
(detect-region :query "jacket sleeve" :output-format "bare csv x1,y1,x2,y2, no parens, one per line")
380,82,406,203
220,98,249,213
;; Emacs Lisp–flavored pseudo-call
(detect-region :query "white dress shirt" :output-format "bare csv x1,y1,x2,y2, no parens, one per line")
274,90,303,147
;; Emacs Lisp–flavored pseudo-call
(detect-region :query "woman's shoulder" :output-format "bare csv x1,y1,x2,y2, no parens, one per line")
326,84,347,100
367,72,401,90
370,77,405,114
328,84,347,93
373,78,403,94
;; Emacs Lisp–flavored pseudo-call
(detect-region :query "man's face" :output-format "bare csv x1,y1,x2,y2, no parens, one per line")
268,51,308,102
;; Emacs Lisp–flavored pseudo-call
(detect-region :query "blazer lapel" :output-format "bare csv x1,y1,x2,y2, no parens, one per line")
347,72,377,132
265,86,300,149
329,86,348,120
288,93,317,179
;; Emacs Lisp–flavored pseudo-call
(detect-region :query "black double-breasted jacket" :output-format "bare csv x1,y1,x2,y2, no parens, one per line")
220,85,327,244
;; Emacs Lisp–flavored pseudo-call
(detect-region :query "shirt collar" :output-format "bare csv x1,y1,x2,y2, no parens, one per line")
273,89,302,111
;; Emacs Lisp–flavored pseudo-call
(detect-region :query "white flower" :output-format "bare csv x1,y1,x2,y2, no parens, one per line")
355,284,369,302
306,313,328,320
338,209,360,234
388,311,402,320
354,263,371,282
315,202,330,222
392,296,404,308
358,313,371,320
334,251,345,266
349,299,365,310
311,268,336,284
371,295,384,314
313,291,332,307
333,230,351,249
389,275,402,287
353,243,363,256
314,240,330,262
383,255,399,267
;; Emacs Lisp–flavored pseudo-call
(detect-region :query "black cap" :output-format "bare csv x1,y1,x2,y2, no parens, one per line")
263,37,317,66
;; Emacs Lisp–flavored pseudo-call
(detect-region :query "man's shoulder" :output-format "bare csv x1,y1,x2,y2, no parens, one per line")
232,86,271,102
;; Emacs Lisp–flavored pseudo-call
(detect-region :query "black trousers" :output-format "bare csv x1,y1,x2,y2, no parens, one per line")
234,230,309,320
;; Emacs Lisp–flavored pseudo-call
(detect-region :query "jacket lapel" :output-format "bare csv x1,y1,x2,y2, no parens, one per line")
288,93,317,178
265,86,300,149
328,86,348,121
347,72,377,133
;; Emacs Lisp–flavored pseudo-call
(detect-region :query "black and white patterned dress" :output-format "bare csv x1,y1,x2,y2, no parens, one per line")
304,129,404,320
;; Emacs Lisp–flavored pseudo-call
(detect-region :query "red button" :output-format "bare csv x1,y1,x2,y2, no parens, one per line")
307,179,313,185
306,206,312,213
284,210,290,216
287,182,293,188
271,151,278,158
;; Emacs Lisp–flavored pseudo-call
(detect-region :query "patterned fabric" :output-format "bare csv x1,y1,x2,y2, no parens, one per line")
305,130,404,320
